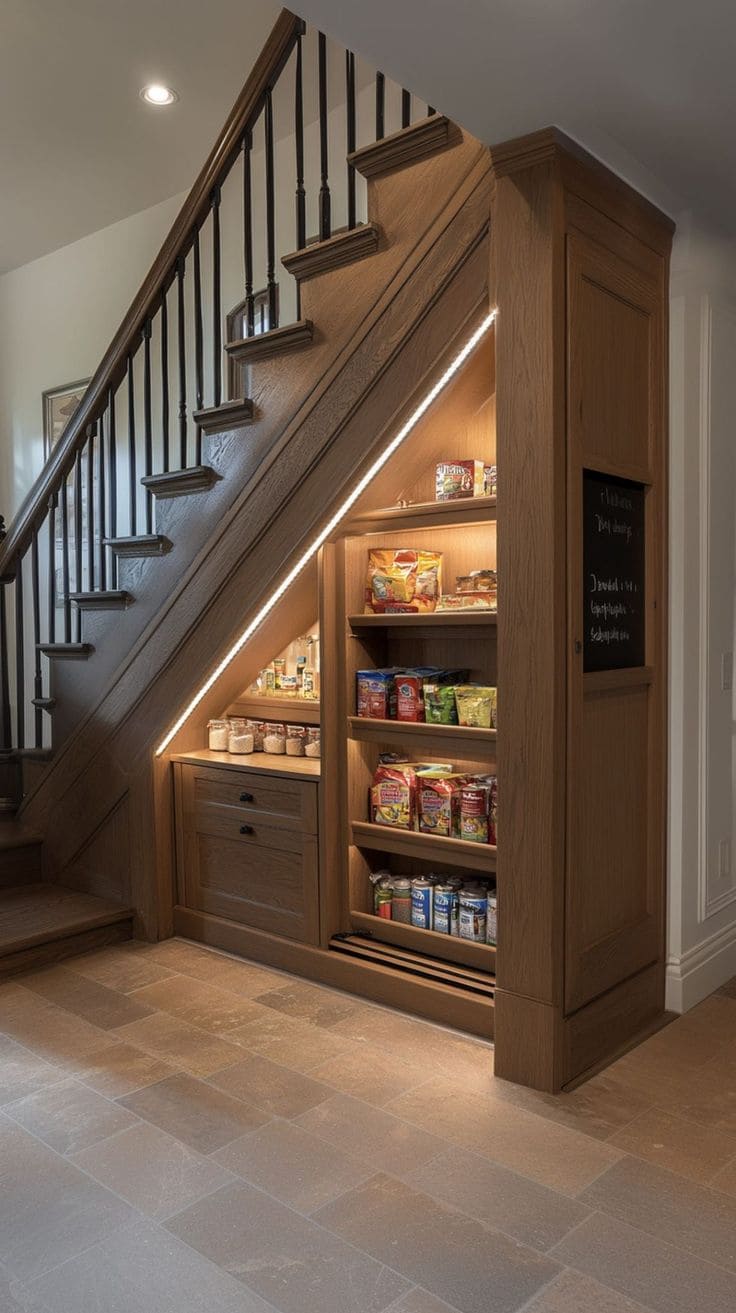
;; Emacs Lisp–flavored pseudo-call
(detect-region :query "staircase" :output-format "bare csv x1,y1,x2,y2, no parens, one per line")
0,8,491,957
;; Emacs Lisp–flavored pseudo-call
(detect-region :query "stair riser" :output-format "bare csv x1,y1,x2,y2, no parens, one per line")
0,918,133,980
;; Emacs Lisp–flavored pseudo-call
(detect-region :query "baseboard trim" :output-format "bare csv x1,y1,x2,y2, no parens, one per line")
666,920,736,1012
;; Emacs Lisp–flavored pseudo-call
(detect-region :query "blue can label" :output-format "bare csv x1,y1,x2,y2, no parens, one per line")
433,887,458,935
411,883,432,930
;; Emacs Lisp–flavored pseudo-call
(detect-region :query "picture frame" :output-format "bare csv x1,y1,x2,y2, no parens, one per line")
42,378,90,459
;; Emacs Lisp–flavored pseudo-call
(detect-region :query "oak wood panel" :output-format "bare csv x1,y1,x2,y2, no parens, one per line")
0,883,132,953
182,762,318,829
0,920,133,981
349,909,496,973
563,961,663,1083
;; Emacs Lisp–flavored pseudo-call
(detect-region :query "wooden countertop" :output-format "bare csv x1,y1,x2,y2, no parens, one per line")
170,749,321,781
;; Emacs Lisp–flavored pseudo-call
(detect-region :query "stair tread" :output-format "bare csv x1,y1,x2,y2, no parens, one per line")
0,883,133,956
225,319,314,364
193,399,255,434
282,224,380,281
348,114,451,178
32,698,56,711
141,467,219,497
38,643,93,657
104,535,172,557
69,590,133,610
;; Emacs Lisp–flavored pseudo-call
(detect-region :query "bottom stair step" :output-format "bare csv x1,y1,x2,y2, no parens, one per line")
0,883,134,978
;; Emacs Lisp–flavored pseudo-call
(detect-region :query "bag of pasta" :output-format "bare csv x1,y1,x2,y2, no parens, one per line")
365,548,442,614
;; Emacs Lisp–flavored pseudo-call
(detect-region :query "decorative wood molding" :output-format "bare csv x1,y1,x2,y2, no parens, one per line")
348,115,451,178
69,591,133,611
225,319,314,364
193,399,255,435
38,644,93,659
140,466,219,498
282,225,380,282
104,535,172,558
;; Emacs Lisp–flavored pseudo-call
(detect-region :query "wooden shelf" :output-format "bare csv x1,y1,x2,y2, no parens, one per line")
229,695,320,725
350,909,496,973
351,821,496,873
170,749,321,780
348,612,497,629
344,495,496,534
348,716,496,754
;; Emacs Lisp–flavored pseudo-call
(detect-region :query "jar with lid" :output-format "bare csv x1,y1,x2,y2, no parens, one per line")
305,727,321,758
228,718,254,754
207,719,229,751
262,722,286,754
285,725,306,757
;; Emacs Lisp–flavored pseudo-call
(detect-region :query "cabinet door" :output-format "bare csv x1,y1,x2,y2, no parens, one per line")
565,228,666,1014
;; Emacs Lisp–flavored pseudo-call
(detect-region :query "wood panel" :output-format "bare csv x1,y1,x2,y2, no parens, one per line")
181,761,318,829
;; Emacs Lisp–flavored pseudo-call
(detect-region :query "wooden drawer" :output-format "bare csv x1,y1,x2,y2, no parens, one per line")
186,764,317,833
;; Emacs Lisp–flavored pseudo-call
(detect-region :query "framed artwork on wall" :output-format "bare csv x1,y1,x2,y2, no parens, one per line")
42,378,90,459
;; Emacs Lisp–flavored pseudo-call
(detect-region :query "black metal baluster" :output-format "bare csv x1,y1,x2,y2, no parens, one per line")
212,187,222,406
402,88,411,129
74,450,83,636
47,493,57,646
177,257,188,466
346,51,356,230
0,582,11,750
86,429,95,590
14,558,24,749
127,357,137,534
376,71,385,140
61,474,71,642
318,33,331,241
160,291,169,474
107,387,118,586
295,35,306,251
97,412,107,589
264,89,278,330
193,227,203,464
31,529,42,747
242,130,255,337
143,321,152,533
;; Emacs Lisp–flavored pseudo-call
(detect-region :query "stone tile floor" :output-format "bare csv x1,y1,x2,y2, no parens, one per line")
0,939,735,1312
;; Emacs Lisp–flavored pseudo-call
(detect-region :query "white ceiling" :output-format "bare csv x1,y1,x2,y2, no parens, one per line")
3,0,735,275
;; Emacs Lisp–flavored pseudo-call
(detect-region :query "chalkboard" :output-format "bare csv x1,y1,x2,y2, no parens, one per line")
583,470,646,672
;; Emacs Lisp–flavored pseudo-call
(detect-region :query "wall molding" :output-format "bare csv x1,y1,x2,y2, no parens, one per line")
666,918,736,1012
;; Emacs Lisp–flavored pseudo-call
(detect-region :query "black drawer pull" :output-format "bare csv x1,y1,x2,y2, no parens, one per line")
239,792,254,803
239,824,254,835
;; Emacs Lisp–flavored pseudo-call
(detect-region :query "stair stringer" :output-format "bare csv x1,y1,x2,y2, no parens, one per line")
20,154,493,939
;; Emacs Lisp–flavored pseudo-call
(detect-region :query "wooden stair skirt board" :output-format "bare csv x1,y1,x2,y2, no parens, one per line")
348,115,451,178
193,398,255,435
104,535,172,557
330,933,494,998
38,643,93,659
225,319,314,364
0,883,134,978
282,225,381,282
69,591,133,611
141,467,220,498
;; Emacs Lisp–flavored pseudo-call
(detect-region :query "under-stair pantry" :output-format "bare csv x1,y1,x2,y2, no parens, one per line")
0,8,671,1093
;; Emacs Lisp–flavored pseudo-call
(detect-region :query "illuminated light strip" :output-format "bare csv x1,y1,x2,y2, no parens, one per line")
155,308,497,756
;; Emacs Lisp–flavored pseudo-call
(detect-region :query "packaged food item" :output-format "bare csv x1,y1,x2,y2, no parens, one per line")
207,719,229,751
263,722,286,754
273,658,286,689
486,890,497,945
395,674,426,723
436,593,494,611
411,878,433,929
356,669,398,719
487,775,498,845
469,569,496,593
424,684,459,724
305,727,321,758
280,674,298,696
433,884,459,935
370,762,417,830
419,775,464,838
246,719,266,751
301,668,317,699
455,685,497,729
286,725,306,757
435,461,485,501
296,655,307,689
460,783,491,843
365,549,442,614
459,885,487,941
228,719,254,754
374,881,393,918
263,667,276,696
391,878,412,924
484,464,497,498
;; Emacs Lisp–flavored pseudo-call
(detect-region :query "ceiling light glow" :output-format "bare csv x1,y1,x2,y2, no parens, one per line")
140,83,178,106
155,308,497,757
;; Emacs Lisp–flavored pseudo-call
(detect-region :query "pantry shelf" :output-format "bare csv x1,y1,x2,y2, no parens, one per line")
350,910,496,973
348,716,496,753
344,495,497,535
348,612,497,629
229,695,321,725
351,821,496,873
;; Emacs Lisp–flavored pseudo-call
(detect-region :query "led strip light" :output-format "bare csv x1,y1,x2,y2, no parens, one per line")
156,308,497,756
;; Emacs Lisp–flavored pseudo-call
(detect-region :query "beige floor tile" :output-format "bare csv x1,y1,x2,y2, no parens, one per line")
30,1217,278,1312
609,1105,736,1183
227,1009,359,1073
253,981,360,1029
212,1119,373,1213
71,1120,235,1219
310,1045,433,1107
408,1148,591,1251
643,1062,736,1135
314,1172,561,1313
0,1114,137,1283
67,1042,178,1098
296,1092,446,1175
523,1268,665,1312
620,1013,727,1070
120,1072,270,1153
551,1211,736,1313
207,1052,332,1118
18,966,155,1030
132,975,272,1034
387,1076,624,1195
330,1006,494,1088
388,1291,464,1313
711,1155,736,1197
3,1076,139,1156
0,1035,63,1106
113,1011,241,1077
65,946,178,993
166,1179,411,1313
140,939,284,995
672,993,736,1044
0,987,121,1065
492,1070,654,1142
1,1260,51,1312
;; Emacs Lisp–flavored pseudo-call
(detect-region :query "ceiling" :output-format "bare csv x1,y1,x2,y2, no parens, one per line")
3,0,735,275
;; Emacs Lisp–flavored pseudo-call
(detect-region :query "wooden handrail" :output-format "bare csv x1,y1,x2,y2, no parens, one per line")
0,7,303,578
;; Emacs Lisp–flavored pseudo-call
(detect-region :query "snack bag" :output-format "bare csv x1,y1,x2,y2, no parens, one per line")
365,549,442,613
424,683,459,724
455,685,497,729
460,783,491,843
356,669,399,719
370,763,418,830
419,775,464,837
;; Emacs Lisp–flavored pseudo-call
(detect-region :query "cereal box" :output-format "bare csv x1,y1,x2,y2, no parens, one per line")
435,461,486,501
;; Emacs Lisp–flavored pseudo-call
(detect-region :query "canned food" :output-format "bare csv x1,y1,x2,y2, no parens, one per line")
486,892,497,945
433,884,458,935
391,878,412,925
459,885,487,942
374,882,393,919
411,879,433,930
460,784,491,844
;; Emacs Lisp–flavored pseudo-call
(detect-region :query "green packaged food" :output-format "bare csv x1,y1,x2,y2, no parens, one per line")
424,684,459,724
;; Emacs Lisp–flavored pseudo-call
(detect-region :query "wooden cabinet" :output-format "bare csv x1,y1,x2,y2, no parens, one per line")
173,755,320,945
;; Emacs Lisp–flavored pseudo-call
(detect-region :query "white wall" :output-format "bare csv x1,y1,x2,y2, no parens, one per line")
667,213,736,1010
0,190,185,521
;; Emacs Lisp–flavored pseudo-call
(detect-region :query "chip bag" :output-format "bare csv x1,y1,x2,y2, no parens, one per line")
365,549,442,614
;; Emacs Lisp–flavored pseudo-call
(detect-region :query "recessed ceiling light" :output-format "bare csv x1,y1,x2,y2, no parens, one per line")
140,83,178,106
